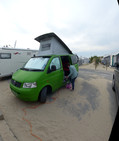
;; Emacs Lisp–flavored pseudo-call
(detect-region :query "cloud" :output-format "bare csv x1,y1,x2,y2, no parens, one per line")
0,0,119,57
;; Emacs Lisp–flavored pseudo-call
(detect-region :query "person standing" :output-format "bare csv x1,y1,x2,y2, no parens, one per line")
66,64,78,91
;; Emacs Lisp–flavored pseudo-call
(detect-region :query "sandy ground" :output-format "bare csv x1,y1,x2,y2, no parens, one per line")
0,64,118,141
79,63,114,72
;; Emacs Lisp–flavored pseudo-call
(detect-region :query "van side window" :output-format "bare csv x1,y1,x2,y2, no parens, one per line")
50,57,61,70
71,55,78,64
0,53,11,59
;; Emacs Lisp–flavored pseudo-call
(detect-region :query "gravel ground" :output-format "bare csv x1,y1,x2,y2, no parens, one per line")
0,63,118,141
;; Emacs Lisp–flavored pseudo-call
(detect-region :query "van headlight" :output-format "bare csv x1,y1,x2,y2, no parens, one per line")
23,82,37,88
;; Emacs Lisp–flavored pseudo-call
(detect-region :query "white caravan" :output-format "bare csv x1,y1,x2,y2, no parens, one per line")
0,47,38,78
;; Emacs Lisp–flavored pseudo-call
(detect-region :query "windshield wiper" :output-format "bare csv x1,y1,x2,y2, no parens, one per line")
29,69,43,71
20,68,43,71
20,68,30,71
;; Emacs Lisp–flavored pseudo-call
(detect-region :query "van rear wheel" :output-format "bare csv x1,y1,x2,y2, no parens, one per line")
39,87,47,103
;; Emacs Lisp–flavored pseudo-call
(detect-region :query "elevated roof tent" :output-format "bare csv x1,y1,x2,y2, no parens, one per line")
35,32,73,56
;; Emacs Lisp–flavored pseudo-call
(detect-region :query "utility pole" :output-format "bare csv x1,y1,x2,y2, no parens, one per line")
14,40,17,48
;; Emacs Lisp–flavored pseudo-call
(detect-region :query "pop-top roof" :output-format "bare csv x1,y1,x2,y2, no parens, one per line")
34,32,73,54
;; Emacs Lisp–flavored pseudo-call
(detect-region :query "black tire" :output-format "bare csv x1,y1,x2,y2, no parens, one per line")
39,87,47,103
112,78,115,91
115,87,119,106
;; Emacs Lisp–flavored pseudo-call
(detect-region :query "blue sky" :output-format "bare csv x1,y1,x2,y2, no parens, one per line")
0,0,119,58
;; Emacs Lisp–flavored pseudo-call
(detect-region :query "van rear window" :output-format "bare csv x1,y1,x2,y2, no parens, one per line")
0,53,11,59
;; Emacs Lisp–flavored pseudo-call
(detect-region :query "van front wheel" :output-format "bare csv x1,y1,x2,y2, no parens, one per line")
39,87,47,103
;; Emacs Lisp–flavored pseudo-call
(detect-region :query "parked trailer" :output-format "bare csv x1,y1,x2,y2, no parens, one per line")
0,47,38,78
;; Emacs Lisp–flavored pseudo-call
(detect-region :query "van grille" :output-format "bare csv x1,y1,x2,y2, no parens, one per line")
11,79,21,88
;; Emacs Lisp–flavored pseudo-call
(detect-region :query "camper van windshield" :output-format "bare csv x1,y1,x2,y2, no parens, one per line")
22,57,50,71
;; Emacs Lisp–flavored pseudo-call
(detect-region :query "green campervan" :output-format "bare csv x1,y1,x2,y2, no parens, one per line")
10,33,79,103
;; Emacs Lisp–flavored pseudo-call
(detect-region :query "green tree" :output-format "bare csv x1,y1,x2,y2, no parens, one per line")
89,56,101,70
93,57,99,70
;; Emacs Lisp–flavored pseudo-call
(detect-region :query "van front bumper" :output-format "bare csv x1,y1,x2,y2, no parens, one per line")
10,83,39,101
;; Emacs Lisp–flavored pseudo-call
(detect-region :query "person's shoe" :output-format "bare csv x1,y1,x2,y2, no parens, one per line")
70,89,74,91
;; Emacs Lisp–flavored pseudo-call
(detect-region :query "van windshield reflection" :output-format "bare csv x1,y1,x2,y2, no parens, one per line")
21,57,50,71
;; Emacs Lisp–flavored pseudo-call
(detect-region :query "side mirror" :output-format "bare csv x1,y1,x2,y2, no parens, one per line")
51,65,56,71
117,63,119,70
115,63,119,69
114,63,117,67
47,65,56,73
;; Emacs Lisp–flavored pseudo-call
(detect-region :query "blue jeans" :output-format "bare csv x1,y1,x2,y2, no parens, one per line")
71,77,77,90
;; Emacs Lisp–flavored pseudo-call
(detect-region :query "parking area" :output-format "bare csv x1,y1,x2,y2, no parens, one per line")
0,65,118,141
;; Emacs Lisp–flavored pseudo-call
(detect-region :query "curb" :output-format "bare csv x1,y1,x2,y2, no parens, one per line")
0,135,3,141
0,120,18,141
0,110,18,141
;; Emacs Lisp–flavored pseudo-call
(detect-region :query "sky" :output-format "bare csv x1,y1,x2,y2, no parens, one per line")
0,0,119,58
